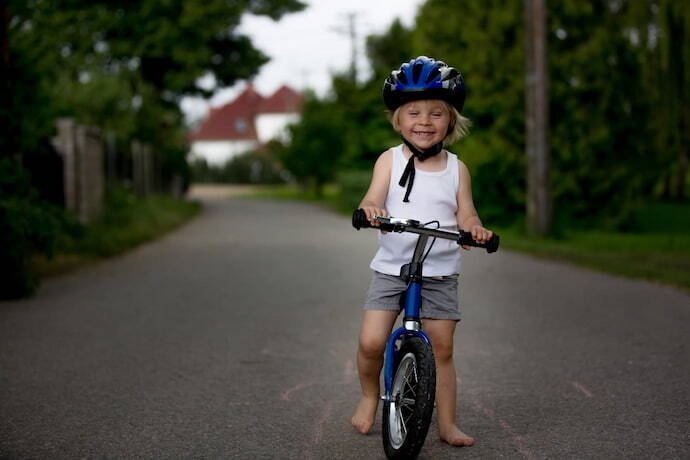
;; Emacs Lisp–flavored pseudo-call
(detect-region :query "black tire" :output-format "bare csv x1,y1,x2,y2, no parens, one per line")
382,336,436,459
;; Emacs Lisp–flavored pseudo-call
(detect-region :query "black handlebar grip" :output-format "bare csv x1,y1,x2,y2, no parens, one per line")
485,233,500,253
458,231,500,253
352,208,371,230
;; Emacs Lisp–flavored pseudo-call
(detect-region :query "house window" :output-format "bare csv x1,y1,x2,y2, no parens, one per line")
235,118,247,133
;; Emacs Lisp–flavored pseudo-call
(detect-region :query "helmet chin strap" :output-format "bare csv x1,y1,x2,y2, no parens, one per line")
398,137,444,202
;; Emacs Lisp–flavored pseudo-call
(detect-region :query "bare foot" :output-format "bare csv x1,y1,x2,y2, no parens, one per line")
350,396,378,434
439,424,475,447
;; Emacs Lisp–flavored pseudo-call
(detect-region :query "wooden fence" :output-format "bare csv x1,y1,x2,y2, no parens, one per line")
49,118,159,223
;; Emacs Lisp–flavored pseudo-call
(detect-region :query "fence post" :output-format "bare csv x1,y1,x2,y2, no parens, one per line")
77,124,104,222
170,174,183,199
132,140,155,196
53,118,78,216
143,144,153,195
52,118,104,223
105,131,117,187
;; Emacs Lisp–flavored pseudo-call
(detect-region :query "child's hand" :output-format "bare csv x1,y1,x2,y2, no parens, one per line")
361,206,389,233
461,225,493,250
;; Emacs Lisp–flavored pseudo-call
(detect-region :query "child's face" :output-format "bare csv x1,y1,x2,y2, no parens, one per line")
397,100,451,150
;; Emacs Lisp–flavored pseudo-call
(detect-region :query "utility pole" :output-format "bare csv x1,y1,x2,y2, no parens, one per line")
525,0,551,236
333,12,359,84
347,12,358,83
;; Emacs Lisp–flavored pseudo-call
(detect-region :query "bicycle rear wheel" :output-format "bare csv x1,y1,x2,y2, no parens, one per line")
382,336,436,459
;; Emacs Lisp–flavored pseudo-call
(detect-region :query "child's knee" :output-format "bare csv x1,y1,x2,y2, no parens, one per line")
358,335,386,359
432,338,454,362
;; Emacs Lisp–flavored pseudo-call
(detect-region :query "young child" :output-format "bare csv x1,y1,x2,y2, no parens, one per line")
350,56,492,447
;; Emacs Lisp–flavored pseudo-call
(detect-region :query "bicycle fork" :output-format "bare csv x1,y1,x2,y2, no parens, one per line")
382,234,433,401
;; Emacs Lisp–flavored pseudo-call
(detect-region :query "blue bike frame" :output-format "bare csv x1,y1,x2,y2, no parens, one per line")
383,280,432,395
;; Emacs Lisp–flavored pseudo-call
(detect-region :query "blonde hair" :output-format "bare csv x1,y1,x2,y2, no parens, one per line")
389,101,471,146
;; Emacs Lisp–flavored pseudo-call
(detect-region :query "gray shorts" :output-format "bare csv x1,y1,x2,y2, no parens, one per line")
363,271,461,321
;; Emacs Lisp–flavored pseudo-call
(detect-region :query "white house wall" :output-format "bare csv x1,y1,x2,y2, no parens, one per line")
255,113,300,144
190,140,259,166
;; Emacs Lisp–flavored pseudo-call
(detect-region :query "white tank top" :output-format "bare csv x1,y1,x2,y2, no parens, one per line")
370,144,462,277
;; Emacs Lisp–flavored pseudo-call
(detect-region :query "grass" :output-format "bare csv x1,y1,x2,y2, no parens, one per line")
247,185,690,292
493,226,690,291
247,184,340,203
32,189,201,276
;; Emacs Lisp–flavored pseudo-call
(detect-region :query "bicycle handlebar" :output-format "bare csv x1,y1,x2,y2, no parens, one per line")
352,208,500,253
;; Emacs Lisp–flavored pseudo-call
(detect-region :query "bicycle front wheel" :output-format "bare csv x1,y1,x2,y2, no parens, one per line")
382,336,436,459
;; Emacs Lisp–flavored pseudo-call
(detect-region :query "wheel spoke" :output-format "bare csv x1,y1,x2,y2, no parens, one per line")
403,411,414,431
404,379,416,398
398,406,407,436
400,397,416,406
402,364,417,399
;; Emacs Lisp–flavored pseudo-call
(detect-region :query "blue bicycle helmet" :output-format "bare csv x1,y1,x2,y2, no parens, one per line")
383,56,465,112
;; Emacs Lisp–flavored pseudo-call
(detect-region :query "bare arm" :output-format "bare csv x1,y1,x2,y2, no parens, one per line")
456,160,492,248
359,150,392,225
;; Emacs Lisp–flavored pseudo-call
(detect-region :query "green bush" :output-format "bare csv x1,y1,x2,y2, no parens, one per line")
60,186,200,257
471,153,526,228
0,157,63,299
335,169,372,212
616,201,690,234
191,151,286,184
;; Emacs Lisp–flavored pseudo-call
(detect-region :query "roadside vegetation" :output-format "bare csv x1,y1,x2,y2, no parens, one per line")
493,206,690,291
1,155,200,300
31,188,200,279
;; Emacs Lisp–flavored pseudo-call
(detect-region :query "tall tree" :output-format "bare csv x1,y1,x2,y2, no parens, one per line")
547,0,657,225
8,0,305,98
628,0,689,199
279,94,347,196
2,0,306,158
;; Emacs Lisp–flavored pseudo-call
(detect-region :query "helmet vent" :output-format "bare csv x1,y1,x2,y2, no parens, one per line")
440,66,458,80
425,68,441,84
412,62,423,84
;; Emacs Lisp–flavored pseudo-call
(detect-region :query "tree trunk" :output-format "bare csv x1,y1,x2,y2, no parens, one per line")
1,4,8,68
669,2,688,199
1,3,11,159
676,144,688,199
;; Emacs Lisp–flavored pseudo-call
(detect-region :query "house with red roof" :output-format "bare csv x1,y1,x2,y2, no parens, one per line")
189,84,303,166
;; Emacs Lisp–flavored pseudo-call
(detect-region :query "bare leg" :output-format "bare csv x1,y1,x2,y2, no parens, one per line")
424,319,475,447
351,310,398,434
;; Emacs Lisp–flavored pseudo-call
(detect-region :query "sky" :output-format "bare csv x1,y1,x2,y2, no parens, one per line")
180,0,425,125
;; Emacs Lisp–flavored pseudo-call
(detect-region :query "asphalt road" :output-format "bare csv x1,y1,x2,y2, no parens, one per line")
1,190,689,459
